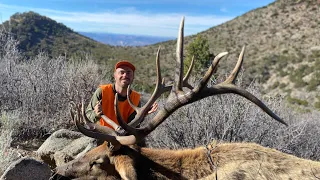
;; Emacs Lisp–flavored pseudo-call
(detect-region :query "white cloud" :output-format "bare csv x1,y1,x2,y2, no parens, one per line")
49,12,232,37
0,3,234,37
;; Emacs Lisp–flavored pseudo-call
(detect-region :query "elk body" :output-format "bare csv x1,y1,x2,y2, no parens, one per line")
54,141,320,180
52,17,320,180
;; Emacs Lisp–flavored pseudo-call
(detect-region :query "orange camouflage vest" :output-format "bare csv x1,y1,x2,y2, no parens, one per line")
99,84,140,129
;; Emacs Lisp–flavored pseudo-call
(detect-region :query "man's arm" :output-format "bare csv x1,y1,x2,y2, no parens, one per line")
85,87,102,123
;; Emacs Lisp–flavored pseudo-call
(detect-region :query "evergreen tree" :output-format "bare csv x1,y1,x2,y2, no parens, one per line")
184,35,212,75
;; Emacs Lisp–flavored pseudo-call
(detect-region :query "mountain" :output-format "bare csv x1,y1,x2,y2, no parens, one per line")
80,32,174,46
1,11,125,62
133,0,320,111
1,0,320,111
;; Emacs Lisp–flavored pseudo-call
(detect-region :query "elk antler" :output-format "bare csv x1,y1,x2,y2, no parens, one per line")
114,17,287,143
73,17,287,146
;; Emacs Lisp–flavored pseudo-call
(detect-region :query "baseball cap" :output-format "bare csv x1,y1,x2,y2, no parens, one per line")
114,60,136,72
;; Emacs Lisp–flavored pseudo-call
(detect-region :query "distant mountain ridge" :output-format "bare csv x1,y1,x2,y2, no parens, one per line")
80,32,174,46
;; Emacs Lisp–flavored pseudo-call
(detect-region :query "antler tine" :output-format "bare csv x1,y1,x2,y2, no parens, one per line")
223,46,245,84
127,46,171,128
126,84,139,112
70,105,76,124
127,46,162,112
175,16,184,91
114,93,137,134
193,52,228,93
101,115,121,130
69,101,76,120
183,55,194,82
76,103,82,124
81,101,93,125
182,55,195,89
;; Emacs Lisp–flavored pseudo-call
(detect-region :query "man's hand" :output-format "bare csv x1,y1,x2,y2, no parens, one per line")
147,102,158,115
94,100,103,117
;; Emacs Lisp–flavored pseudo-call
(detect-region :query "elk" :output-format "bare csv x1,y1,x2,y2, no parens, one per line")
53,17,320,180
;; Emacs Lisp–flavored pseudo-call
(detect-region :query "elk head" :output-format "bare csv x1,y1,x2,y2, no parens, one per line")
54,17,287,180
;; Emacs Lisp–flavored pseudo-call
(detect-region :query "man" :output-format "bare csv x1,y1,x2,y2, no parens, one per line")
86,60,158,133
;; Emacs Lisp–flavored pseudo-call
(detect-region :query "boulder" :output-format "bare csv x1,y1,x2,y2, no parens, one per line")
36,129,96,167
0,157,51,180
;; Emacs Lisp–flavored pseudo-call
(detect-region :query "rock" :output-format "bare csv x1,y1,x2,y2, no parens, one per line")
36,129,96,168
0,157,51,180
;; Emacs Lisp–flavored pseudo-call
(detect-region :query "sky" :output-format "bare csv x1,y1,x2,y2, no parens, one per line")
0,0,275,37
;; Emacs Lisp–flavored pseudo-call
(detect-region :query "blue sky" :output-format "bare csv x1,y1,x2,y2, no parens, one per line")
0,0,275,37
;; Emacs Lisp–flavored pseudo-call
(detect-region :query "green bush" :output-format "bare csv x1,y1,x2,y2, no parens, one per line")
271,81,280,89
307,77,320,91
279,83,287,89
184,34,211,76
289,64,311,88
287,96,308,106
315,96,320,110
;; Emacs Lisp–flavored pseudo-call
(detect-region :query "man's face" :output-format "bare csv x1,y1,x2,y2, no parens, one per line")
114,65,134,88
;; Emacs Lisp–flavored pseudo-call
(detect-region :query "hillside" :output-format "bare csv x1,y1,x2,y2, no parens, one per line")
123,0,320,111
1,0,320,111
200,0,320,110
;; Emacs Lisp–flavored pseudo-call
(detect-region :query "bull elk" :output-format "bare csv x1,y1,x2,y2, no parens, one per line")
53,17,320,180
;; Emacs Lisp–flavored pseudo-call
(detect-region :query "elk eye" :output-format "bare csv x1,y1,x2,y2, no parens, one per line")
89,156,106,168
89,160,98,169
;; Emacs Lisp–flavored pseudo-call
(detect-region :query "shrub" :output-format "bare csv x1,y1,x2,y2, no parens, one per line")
0,28,112,141
287,96,308,106
146,81,320,161
0,112,20,175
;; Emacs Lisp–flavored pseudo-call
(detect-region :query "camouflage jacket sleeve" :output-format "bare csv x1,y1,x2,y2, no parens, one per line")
85,87,102,123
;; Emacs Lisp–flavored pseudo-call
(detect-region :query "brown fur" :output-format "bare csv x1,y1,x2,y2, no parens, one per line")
54,141,320,180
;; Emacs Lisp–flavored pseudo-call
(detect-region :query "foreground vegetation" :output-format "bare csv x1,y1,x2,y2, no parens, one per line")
1,24,320,175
